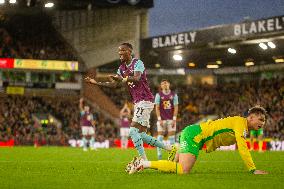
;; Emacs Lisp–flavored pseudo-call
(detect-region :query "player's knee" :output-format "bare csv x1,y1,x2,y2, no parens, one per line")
180,164,191,174
129,127,139,136
157,135,163,141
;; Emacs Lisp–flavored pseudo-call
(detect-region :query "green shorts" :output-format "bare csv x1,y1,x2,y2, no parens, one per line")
250,128,263,137
179,124,204,157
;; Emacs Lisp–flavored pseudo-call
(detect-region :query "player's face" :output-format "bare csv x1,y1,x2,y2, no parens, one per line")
118,45,132,63
84,106,90,112
248,114,266,130
161,81,170,90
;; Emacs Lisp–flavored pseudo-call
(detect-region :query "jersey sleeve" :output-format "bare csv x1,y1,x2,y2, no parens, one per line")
233,118,256,172
173,94,179,105
235,132,256,172
154,93,161,105
134,59,145,73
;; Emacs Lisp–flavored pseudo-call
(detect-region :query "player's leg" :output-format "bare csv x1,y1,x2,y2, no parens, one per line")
135,102,172,151
156,121,165,160
81,126,88,151
178,153,196,173
128,158,184,174
250,130,255,151
129,103,148,160
128,125,199,174
89,127,96,150
125,128,130,148
120,128,124,149
120,128,129,149
138,153,196,174
258,129,264,152
129,123,149,160
167,120,176,145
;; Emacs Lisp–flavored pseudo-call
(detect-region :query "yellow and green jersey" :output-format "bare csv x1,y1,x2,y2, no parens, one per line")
197,116,256,172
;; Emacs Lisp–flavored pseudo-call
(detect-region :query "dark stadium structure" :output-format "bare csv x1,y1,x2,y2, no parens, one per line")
99,15,284,71
0,0,153,10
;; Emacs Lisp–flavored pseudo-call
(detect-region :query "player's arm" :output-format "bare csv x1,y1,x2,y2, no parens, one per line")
84,76,119,88
235,133,267,174
173,94,179,121
91,114,96,127
154,93,161,121
235,133,256,172
110,71,142,83
79,98,84,112
232,117,268,174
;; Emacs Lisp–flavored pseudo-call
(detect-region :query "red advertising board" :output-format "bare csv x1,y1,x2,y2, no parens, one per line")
0,58,14,69
0,139,14,147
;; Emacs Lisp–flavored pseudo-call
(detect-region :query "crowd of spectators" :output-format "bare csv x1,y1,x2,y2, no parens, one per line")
0,76,283,147
0,95,118,146
102,77,284,139
178,77,284,139
0,13,76,61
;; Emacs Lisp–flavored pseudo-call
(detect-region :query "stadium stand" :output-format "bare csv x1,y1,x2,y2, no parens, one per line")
0,13,77,60
0,94,119,146
101,76,284,139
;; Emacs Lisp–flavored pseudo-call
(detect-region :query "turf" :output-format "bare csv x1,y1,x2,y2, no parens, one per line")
0,147,283,189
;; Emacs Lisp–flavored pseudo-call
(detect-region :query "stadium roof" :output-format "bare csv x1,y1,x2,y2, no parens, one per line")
0,0,153,10
139,15,284,70
97,14,284,72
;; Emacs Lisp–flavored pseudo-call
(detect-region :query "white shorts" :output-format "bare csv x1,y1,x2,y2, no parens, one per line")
157,120,176,133
81,126,95,136
120,128,130,137
132,101,154,128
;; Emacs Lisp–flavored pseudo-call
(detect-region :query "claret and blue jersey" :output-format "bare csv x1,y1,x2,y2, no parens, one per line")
117,58,154,104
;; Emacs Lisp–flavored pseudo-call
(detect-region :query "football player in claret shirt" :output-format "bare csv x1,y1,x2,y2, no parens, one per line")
85,43,176,161
155,79,179,159
119,102,131,149
79,98,96,151
127,106,268,175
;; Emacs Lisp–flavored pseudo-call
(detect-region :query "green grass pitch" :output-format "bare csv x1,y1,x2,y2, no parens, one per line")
0,147,283,189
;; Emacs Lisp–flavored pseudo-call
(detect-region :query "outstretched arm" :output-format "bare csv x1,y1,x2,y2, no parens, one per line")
79,98,84,112
235,133,268,174
110,71,142,83
84,76,119,88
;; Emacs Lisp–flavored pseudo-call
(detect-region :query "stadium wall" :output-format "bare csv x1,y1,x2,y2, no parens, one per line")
51,7,149,69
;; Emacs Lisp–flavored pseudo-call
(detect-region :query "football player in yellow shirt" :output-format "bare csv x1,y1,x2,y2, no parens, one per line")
126,106,268,175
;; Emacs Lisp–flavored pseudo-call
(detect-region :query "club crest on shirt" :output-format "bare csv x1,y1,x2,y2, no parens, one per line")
243,129,247,137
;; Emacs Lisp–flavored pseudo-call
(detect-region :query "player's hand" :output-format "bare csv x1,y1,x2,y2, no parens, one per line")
157,120,163,126
253,170,268,174
172,120,177,128
109,75,123,82
84,76,97,84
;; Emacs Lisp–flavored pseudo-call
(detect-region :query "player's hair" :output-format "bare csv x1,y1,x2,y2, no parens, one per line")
120,42,133,51
161,79,169,83
248,105,267,116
